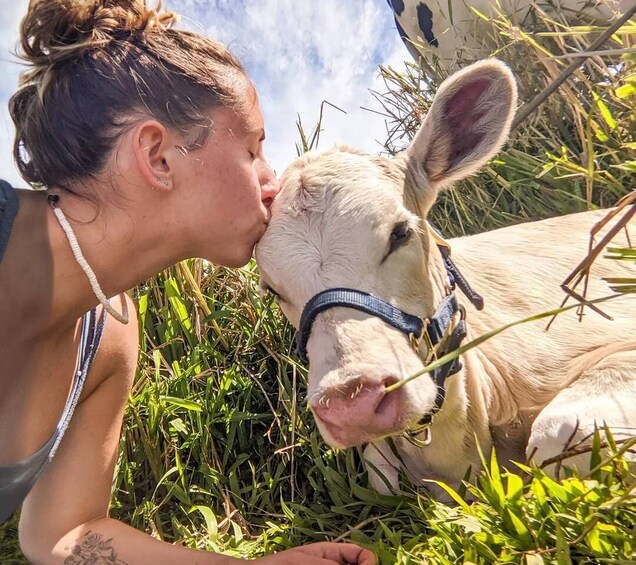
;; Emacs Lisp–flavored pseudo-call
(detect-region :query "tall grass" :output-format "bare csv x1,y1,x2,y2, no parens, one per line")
2,5,635,564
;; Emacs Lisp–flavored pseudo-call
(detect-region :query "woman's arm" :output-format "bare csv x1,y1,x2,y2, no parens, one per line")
49,520,374,565
49,517,240,565
17,298,374,565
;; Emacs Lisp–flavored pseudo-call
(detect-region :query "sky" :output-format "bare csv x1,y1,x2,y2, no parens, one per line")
0,0,410,187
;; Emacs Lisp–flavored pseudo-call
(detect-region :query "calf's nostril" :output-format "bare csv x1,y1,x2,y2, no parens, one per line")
381,375,400,390
374,375,401,418
375,393,393,416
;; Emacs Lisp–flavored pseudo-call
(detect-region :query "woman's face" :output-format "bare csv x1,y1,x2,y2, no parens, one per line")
175,86,277,267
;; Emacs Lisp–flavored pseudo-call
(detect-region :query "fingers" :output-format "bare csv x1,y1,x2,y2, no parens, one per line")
298,542,377,565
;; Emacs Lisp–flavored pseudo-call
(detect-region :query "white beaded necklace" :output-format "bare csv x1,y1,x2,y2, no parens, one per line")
48,194,129,324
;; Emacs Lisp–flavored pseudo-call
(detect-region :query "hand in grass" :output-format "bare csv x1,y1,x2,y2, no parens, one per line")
256,542,376,564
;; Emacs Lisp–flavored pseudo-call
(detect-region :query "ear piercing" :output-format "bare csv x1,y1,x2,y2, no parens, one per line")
156,178,170,188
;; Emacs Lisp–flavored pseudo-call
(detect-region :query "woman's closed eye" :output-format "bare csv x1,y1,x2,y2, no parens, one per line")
249,130,266,160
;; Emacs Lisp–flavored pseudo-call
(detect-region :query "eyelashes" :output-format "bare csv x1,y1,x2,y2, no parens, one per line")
260,282,283,302
383,220,413,262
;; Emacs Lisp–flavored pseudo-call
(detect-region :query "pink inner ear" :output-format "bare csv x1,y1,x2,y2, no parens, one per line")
443,78,491,166
446,78,491,120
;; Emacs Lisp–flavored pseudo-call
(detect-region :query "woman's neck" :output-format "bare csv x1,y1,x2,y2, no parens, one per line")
2,188,186,332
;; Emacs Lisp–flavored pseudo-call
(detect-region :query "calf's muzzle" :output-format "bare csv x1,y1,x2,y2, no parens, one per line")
310,376,403,447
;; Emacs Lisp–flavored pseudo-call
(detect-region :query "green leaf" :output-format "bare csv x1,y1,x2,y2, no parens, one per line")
426,480,472,511
191,505,219,539
165,277,193,334
506,472,524,502
505,507,533,548
554,519,573,565
616,83,636,99
539,474,571,503
590,428,602,479
592,91,617,130
161,395,203,412
169,417,188,435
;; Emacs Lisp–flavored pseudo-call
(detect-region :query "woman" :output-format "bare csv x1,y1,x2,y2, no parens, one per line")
0,1,375,564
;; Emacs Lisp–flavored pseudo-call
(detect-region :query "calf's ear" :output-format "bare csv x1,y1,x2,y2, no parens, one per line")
407,59,517,190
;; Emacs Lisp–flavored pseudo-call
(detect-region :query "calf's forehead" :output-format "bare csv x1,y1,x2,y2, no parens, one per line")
263,147,407,236
275,147,406,210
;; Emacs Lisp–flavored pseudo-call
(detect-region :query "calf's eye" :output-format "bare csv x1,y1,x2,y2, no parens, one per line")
261,282,283,302
388,221,413,255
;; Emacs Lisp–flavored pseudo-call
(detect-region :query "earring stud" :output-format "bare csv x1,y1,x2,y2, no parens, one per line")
156,178,170,187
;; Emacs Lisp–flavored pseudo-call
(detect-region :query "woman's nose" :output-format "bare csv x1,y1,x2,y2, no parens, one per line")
259,162,278,207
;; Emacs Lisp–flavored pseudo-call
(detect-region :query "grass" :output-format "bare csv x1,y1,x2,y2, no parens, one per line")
2,5,635,564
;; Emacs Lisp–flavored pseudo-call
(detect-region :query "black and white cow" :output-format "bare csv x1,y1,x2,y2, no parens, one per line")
387,0,629,69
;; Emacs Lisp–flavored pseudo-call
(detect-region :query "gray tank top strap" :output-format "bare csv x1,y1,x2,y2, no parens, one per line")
0,179,19,263
0,308,107,524
49,308,107,459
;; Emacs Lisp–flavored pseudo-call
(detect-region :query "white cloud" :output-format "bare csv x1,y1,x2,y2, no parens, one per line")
0,0,409,186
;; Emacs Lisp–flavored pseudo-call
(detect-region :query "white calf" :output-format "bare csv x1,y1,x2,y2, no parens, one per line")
256,59,636,496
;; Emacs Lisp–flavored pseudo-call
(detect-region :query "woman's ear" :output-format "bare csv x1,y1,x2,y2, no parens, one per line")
134,120,176,191
407,59,517,191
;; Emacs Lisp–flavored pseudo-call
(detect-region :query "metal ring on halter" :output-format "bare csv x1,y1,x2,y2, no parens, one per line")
404,422,432,447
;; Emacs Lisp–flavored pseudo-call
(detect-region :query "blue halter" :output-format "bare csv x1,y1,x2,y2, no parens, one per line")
296,289,460,365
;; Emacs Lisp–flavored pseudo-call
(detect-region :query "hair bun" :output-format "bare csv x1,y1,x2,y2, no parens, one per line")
18,0,178,85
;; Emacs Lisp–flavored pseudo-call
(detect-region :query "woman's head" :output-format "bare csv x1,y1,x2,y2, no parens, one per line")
11,0,250,189
10,0,277,266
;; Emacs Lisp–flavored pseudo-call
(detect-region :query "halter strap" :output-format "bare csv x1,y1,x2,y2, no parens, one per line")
296,290,460,364
427,222,484,310
296,288,422,364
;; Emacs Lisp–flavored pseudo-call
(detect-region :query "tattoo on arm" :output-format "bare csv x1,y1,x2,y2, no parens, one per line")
64,531,129,564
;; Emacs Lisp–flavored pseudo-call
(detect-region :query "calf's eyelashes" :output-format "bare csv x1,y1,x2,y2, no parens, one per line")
260,281,284,302
386,221,413,260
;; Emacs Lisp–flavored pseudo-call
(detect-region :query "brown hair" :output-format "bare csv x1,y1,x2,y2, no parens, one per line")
10,0,248,191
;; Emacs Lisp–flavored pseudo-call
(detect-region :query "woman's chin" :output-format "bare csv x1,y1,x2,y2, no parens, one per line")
226,255,253,268
206,246,254,268
199,230,262,267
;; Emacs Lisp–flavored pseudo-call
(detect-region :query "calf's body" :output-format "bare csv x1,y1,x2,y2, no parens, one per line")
365,210,636,494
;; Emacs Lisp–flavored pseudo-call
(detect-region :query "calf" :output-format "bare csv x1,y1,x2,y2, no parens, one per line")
256,59,636,496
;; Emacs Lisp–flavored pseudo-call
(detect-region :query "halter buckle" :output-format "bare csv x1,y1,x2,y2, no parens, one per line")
410,318,438,366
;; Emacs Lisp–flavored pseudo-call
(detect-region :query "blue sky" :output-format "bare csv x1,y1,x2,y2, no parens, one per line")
0,0,409,187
